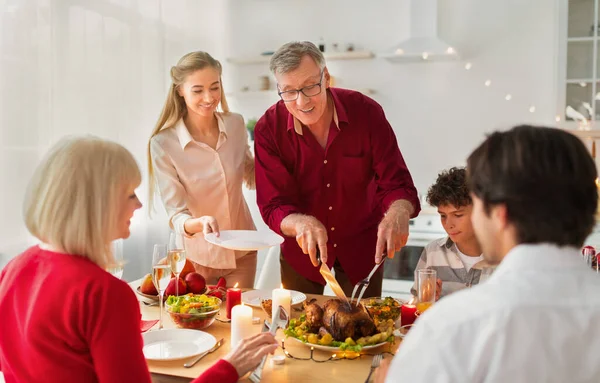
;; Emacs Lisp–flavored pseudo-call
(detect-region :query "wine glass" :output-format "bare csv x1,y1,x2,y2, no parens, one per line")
106,239,125,279
168,231,187,296
152,244,170,330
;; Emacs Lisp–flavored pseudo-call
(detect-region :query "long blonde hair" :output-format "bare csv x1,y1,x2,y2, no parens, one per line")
24,136,141,268
147,51,230,212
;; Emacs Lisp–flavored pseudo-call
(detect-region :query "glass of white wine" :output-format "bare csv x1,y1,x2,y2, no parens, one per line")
168,231,186,296
152,244,170,330
106,239,125,279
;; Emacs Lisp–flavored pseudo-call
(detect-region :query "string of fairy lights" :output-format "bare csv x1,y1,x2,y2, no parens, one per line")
280,339,396,363
459,60,561,123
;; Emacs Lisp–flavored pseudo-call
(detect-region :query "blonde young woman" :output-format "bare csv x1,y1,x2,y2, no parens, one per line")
148,51,257,288
0,136,276,383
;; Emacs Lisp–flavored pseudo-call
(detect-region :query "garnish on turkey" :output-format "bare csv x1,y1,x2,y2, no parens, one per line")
284,298,395,352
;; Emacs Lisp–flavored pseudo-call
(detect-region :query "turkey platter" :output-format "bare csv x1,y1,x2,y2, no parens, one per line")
285,298,395,352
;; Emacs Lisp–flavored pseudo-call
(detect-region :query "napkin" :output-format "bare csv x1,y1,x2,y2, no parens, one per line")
141,319,158,332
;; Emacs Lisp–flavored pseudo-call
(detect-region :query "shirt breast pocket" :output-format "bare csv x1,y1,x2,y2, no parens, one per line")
339,155,371,186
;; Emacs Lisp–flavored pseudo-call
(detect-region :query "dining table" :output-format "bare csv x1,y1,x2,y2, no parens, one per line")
129,279,402,383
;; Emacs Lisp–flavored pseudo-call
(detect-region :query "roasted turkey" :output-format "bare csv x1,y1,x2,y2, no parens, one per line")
303,299,324,333
321,299,377,341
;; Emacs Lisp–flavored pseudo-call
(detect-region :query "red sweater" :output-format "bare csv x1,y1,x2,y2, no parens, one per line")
0,246,238,383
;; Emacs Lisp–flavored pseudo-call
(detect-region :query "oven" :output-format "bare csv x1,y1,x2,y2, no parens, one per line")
382,212,446,300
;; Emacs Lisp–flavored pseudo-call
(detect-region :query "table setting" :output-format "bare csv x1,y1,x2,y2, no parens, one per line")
128,229,437,382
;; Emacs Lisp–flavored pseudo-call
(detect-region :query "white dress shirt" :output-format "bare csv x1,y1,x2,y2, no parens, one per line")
388,243,600,383
150,112,255,269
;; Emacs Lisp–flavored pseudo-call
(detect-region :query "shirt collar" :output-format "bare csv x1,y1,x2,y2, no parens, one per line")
441,237,454,249
175,119,193,150
175,113,227,150
287,88,349,135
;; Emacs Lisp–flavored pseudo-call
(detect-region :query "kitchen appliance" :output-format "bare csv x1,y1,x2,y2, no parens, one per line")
382,211,446,300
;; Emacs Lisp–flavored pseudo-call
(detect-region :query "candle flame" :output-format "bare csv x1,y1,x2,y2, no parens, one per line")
596,178,599,188
408,296,416,305
234,282,239,288
281,283,284,289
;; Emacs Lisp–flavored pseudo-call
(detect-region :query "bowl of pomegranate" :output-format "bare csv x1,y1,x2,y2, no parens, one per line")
165,294,222,330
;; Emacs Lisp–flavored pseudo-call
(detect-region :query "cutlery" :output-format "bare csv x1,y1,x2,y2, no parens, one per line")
352,255,386,307
249,305,289,382
365,354,383,383
316,249,351,308
183,338,224,368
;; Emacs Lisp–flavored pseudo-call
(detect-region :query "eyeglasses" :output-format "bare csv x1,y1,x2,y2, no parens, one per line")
277,70,324,102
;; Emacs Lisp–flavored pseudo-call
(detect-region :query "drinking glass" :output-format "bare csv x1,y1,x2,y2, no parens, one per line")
416,269,436,313
152,244,170,330
168,231,187,296
583,246,595,269
106,239,125,279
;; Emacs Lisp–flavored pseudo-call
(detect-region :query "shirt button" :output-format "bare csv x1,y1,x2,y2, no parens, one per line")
323,160,328,164
333,243,337,248
331,227,335,231
328,206,333,210
326,183,331,188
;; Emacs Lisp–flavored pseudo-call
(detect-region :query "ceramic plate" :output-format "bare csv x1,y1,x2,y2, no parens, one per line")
205,230,284,251
136,286,159,301
242,289,307,307
142,329,216,361
287,336,389,351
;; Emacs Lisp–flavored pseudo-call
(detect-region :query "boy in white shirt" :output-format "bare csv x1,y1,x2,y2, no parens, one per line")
411,167,494,299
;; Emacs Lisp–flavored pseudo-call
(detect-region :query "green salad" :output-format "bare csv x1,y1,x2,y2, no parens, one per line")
165,294,220,314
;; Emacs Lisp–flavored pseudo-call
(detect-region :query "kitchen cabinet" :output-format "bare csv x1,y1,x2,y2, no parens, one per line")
561,0,600,123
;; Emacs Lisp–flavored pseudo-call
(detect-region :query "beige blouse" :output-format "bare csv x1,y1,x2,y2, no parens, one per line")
150,112,256,269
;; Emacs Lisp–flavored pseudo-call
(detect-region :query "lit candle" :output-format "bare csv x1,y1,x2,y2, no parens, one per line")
400,303,417,327
226,282,241,319
272,284,291,319
231,303,253,347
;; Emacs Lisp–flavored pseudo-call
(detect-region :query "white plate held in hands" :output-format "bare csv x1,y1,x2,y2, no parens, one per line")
142,329,216,361
205,230,284,251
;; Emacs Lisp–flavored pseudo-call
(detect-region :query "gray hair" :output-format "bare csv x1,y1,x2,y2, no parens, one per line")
269,41,326,75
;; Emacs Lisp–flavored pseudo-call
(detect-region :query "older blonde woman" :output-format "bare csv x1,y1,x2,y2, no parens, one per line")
148,51,257,288
0,136,276,383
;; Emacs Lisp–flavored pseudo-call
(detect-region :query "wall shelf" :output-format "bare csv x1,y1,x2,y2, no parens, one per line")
567,37,595,43
566,78,595,84
227,50,374,65
227,88,375,98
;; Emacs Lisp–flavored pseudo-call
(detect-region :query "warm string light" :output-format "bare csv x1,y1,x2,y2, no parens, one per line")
280,339,395,363
464,64,551,119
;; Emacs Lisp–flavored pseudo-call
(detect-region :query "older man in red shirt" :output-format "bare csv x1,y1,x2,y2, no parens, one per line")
255,41,420,296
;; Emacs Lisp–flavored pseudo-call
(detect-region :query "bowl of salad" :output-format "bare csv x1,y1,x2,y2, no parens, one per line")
363,297,403,322
165,294,222,330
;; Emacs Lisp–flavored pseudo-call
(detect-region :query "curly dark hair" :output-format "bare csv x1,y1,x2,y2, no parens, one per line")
426,167,471,208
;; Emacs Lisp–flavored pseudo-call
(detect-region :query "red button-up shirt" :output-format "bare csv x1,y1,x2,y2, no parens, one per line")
254,88,420,285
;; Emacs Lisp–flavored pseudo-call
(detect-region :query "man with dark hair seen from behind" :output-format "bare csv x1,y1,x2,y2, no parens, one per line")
378,125,600,382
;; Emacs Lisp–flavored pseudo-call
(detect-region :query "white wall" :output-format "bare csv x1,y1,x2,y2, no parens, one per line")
0,0,226,278
0,0,560,279
224,0,559,194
